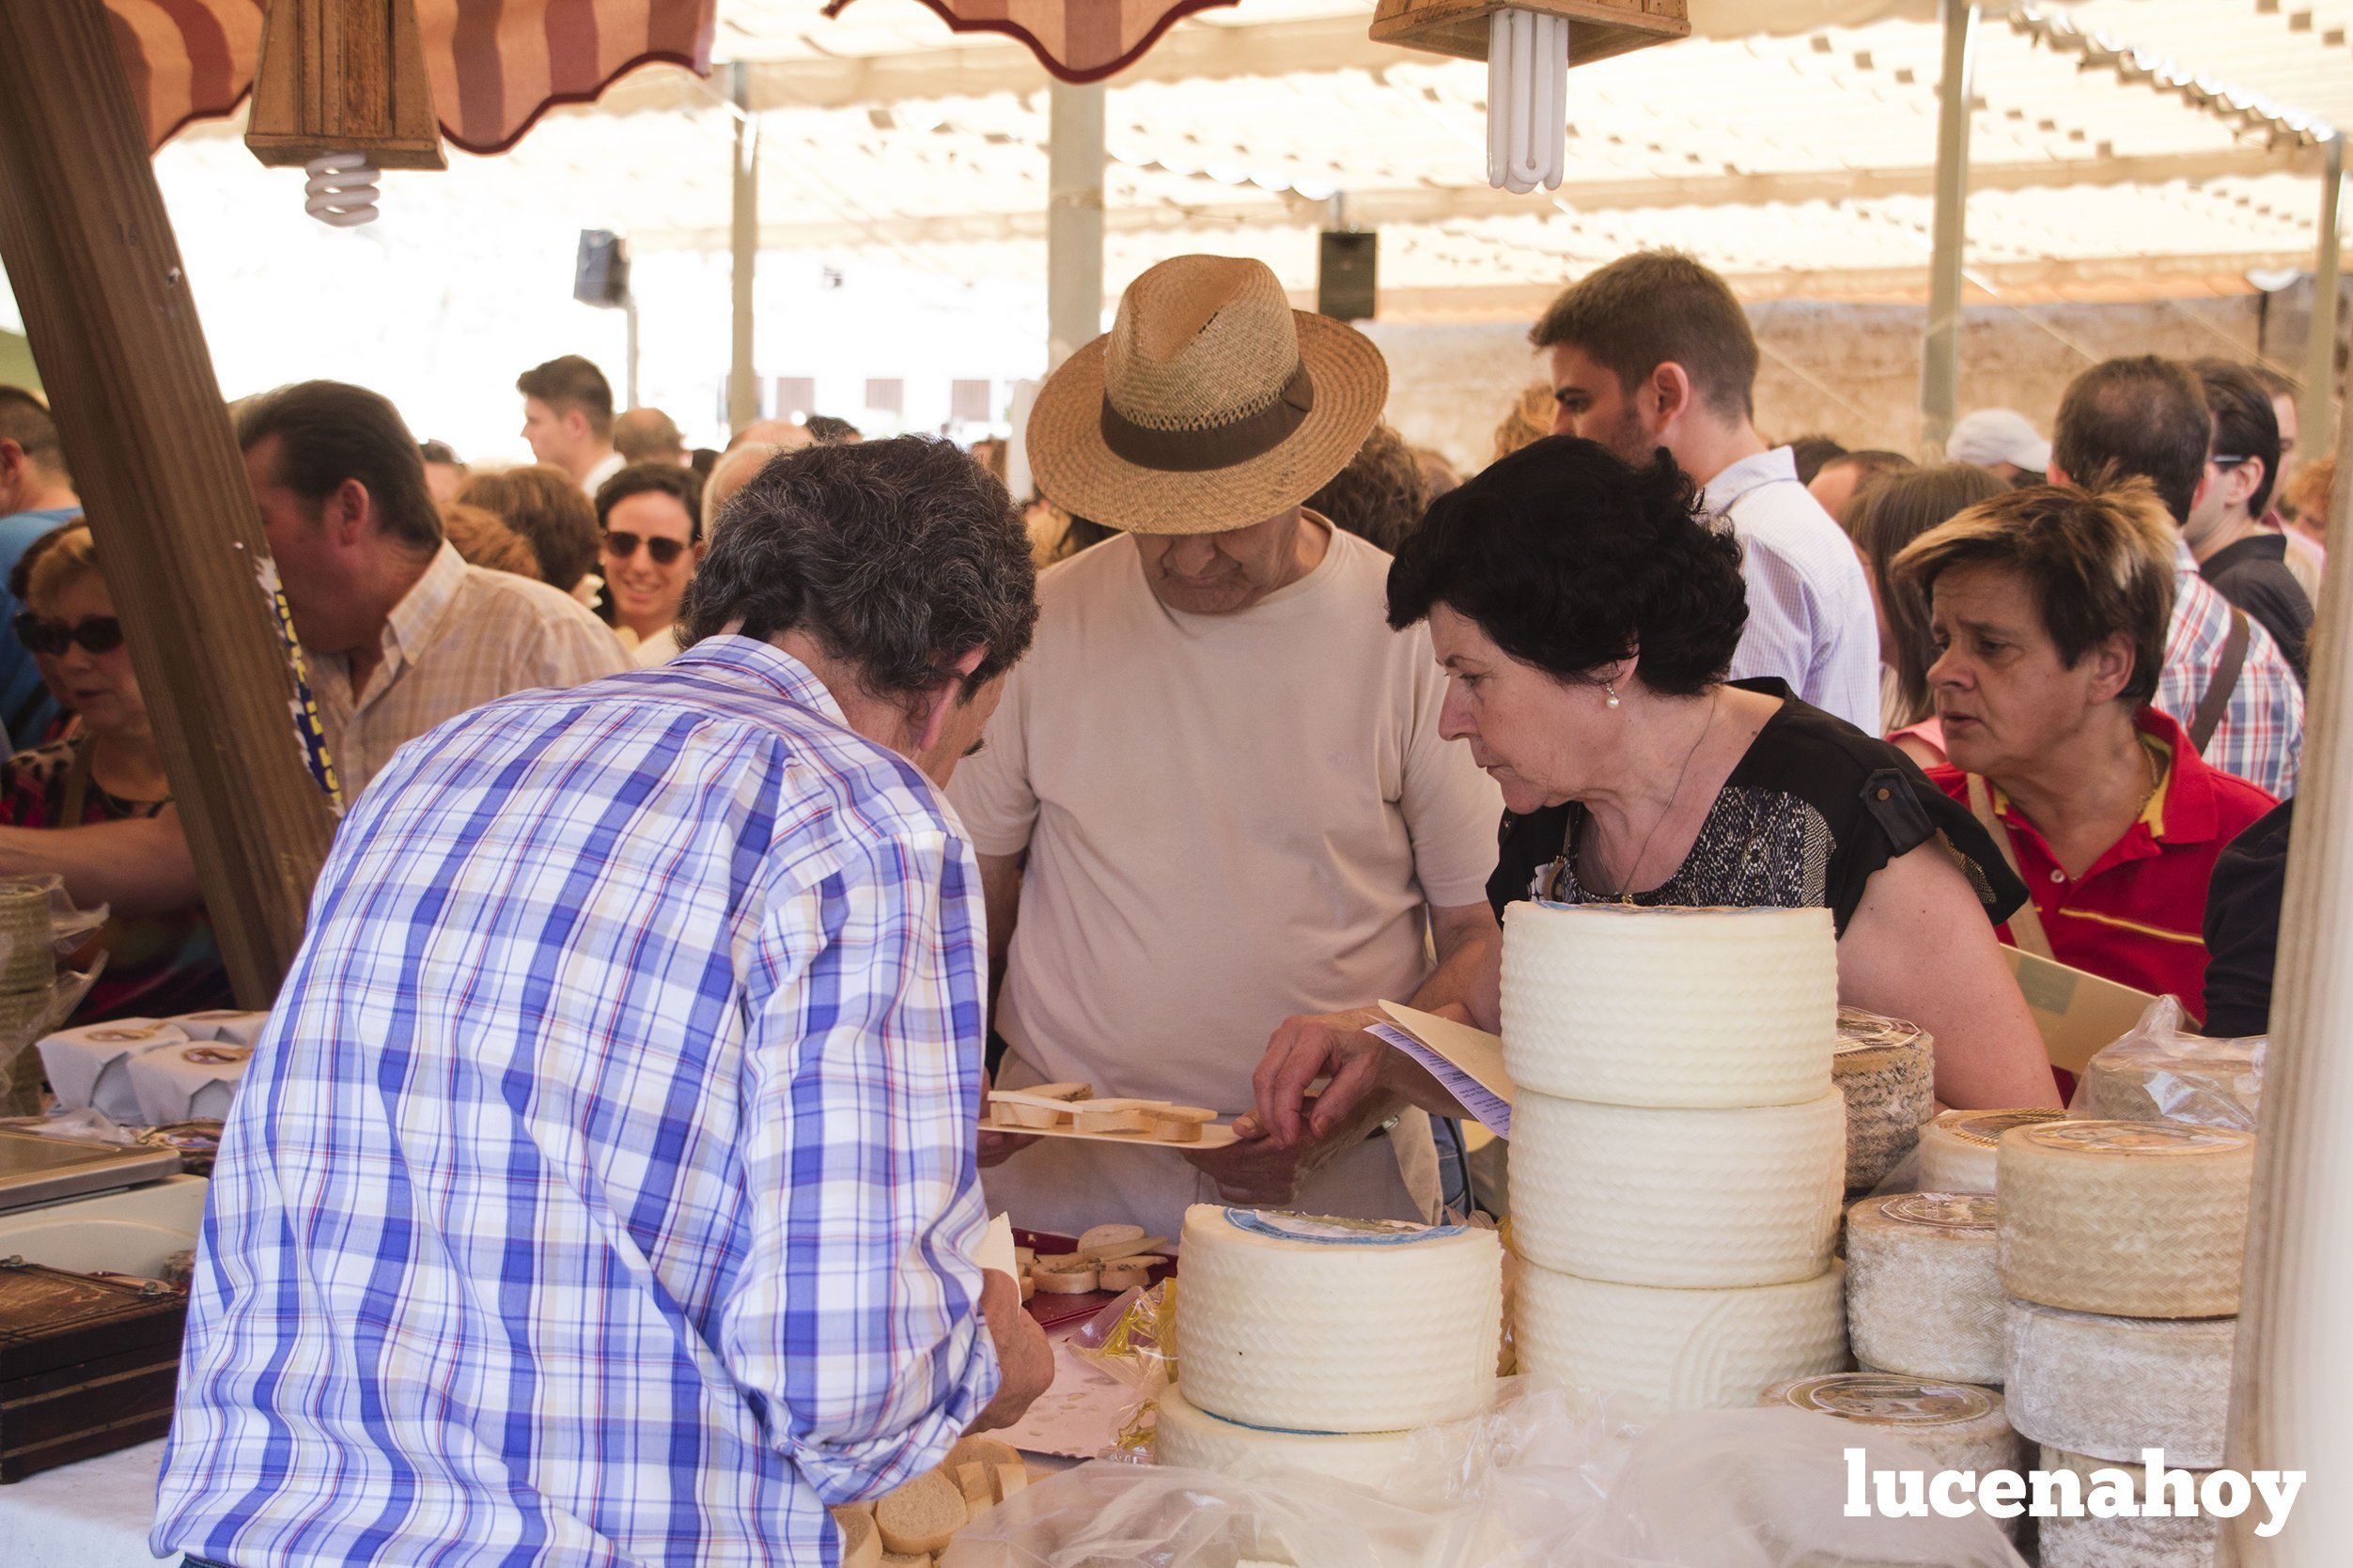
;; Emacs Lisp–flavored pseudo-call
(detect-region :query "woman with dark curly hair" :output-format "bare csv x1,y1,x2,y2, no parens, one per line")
1247,437,2060,1142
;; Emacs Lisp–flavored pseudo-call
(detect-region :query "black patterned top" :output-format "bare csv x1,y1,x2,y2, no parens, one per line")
1486,680,2026,938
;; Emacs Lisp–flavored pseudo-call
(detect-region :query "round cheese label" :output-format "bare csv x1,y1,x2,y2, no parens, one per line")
1223,1209,1468,1246
1778,1374,1995,1427
2017,1120,2252,1157
1947,1109,2068,1147
181,1046,251,1067
1879,1192,1998,1231
86,1026,166,1043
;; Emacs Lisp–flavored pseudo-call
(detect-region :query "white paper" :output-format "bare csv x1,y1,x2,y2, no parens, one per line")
1370,1022,1512,1139
991,1335,1133,1460
979,1211,1020,1283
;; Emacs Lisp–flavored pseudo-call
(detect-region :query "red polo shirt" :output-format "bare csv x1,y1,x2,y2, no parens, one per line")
1926,707,2277,1023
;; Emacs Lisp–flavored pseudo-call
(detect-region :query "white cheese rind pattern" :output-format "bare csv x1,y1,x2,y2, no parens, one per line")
2004,1299,2235,1467
1915,1108,2069,1194
1515,1262,1847,1416
1509,1091,1845,1287
1498,903,1836,1108
2036,1447,2221,1568
1832,1010,1935,1191
1152,1383,1418,1488
1176,1205,1502,1434
1997,1121,2254,1318
1760,1373,2024,1477
1845,1192,2005,1385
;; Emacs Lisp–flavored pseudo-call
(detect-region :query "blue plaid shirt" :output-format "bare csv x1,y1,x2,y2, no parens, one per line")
154,637,1002,1567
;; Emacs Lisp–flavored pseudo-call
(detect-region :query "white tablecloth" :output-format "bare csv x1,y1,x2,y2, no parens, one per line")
2,1438,167,1567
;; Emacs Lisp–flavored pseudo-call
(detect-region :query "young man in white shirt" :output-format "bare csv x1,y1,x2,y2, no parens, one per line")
517,353,623,494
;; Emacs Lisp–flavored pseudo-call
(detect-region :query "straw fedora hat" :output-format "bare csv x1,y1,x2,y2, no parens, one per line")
1026,255,1389,536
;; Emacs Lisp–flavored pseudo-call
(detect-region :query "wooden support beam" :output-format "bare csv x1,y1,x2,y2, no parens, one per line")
0,0,336,1002
1920,0,1978,456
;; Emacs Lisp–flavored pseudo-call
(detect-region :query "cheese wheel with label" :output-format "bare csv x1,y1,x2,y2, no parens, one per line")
1845,1191,2004,1385
1832,1010,1935,1191
1153,1382,1420,1488
1914,1109,2069,1194
1510,1090,1844,1287
1761,1373,2024,1478
1997,1121,2254,1318
1499,903,1836,1107
1515,1262,1847,1416
2035,1447,2221,1568
1176,1205,1502,1433
2004,1299,2234,1467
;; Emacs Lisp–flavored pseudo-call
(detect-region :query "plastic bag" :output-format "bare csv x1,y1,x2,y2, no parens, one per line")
2069,996,2262,1129
943,1380,2025,1568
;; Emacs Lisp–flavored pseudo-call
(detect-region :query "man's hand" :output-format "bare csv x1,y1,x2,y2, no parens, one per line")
1185,1092,1384,1206
1245,1007,1392,1148
977,1127,1039,1168
968,1269,1053,1434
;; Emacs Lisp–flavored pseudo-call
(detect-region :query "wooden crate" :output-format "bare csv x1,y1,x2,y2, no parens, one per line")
0,1258,186,1482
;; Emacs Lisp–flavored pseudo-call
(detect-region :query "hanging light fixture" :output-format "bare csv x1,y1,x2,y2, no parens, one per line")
1370,0,1690,194
244,0,445,226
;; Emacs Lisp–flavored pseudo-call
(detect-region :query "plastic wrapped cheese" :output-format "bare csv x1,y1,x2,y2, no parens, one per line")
1833,1009,1935,1191
1176,1205,1501,1434
1915,1109,2069,1194
1498,903,1836,1107
126,1041,252,1126
1761,1373,2024,1479
38,1020,190,1122
2004,1299,2234,1467
1514,1261,1847,1417
1153,1382,1419,1488
1997,1121,2254,1318
2036,1447,2222,1568
1510,1090,1845,1287
1845,1191,2004,1385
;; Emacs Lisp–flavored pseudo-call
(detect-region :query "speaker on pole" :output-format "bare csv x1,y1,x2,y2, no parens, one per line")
1317,229,1378,321
574,229,631,308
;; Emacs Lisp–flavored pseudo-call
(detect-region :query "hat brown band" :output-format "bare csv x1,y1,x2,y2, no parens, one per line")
1098,360,1317,474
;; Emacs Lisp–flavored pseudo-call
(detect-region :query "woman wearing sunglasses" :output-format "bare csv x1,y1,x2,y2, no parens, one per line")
0,524,231,1022
592,462,703,668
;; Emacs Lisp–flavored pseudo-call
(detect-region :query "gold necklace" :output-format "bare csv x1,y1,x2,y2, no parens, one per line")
1600,688,1722,903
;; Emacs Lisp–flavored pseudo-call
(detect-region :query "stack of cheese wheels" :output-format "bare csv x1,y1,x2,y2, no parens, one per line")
1997,1121,2256,1568
1500,904,1849,1415
1156,1204,1503,1486
1761,1373,2026,1488
1831,1008,1935,1192
1915,1108,2068,1194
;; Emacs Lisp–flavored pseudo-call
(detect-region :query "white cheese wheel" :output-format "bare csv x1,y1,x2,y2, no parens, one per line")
1761,1373,2025,1477
2035,1447,2221,1568
1845,1191,2005,1385
1498,903,1837,1108
1514,1262,1847,1417
1833,1010,1935,1191
1176,1205,1502,1433
1915,1109,2069,1194
1997,1121,2254,1318
1152,1382,1420,1488
1509,1091,1844,1287
2004,1299,2235,1467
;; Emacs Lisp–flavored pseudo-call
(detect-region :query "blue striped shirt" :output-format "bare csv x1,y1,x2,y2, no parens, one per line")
154,636,1001,1567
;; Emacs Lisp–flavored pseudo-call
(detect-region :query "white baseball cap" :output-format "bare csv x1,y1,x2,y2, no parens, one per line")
1946,409,2052,473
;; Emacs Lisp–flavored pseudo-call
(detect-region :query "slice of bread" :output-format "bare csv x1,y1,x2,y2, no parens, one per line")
944,1435,1021,1474
832,1505,881,1568
875,1468,963,1556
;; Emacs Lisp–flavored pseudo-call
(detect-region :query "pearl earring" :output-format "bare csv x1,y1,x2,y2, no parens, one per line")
1604,682,1622,709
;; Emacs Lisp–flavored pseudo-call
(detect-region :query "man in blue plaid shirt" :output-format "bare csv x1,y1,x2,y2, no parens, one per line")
154,438,1052,1567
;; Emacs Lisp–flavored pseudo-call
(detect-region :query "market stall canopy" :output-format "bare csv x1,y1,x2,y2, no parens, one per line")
821,0,1241,82
106,0,719,155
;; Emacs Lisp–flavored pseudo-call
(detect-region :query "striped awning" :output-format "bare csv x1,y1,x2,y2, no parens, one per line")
819,0,1239,84
105,0,717,156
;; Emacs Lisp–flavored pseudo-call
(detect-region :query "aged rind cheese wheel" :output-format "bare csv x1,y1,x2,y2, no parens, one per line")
2004,1299,2235,1467
1509,1090,1845,1287
1152,1381,1422,1488
1498,903,1836,1108
1845,1191,2004,1385
1832,1009,1935,1191
2035,1446,2221,1568
1760,1373,2024,1478
1514,1261,1847,1417
1997,1121,2255,1318
1176,1205,1502,1434
1915,1108,2069,1194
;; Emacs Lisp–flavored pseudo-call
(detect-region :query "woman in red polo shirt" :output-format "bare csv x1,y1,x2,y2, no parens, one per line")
1893,481,2276,1020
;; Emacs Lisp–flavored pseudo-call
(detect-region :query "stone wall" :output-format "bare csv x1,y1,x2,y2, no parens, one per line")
1364,296,2274,474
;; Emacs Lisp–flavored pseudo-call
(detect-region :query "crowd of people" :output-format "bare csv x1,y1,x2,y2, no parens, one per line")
0,242,2331,1563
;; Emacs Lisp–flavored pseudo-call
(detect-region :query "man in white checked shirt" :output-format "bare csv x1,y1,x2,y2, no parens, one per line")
1533,252,1882,735
155,439,1052,1568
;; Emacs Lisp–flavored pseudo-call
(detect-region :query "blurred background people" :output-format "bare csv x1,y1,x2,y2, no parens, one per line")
458,463,603,605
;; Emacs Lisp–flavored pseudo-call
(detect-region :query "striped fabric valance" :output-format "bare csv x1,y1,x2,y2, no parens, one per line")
820,0,1239,84
104,0,715,155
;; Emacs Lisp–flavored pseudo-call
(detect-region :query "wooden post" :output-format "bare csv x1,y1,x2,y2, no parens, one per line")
2300,135,2342,454
1047,81,1106,371
0,0,336,1002
1918,0,1977,458
726,62,760,432
2224,385,2353,1563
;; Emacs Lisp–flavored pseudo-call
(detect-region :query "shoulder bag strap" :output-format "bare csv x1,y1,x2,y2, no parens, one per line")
1965,771,2055,961
58,732,96,826
2188,607,2251,756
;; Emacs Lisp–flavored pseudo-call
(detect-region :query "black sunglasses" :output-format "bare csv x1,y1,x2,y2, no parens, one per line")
13,613,124,657
602,531,689,567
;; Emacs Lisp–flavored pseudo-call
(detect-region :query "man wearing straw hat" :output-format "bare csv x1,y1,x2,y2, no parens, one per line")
950,256,1503,1240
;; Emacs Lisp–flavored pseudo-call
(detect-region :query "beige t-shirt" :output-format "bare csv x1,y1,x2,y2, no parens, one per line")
948,522,1503,1240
